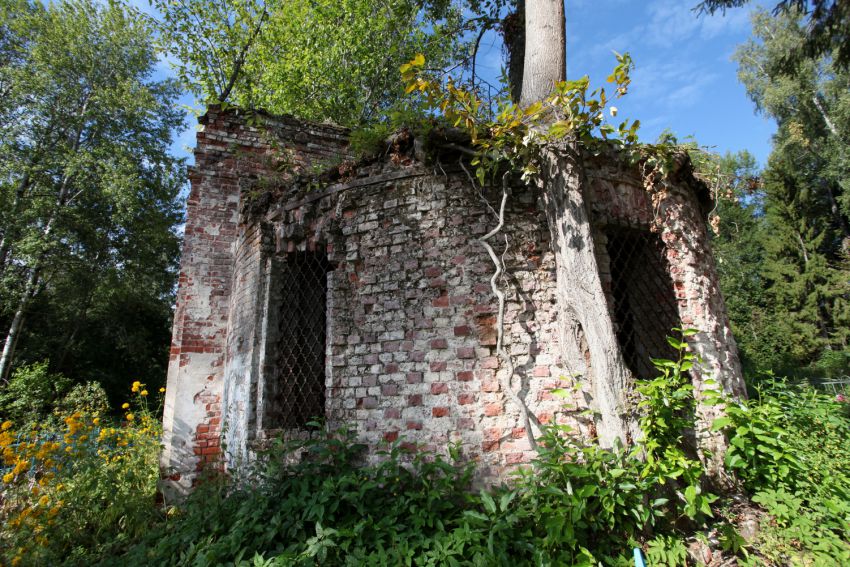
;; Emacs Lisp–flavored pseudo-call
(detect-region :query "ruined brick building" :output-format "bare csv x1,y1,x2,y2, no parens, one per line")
160,107,745,495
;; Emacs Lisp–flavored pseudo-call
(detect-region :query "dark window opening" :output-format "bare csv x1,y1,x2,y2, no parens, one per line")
606,227,681,379
266,250,332,430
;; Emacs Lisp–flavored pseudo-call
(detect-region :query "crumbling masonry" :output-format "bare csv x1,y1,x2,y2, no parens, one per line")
161,107,745,496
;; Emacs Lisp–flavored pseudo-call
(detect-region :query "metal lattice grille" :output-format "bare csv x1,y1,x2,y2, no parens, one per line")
606,227,681,379
268,251,331,429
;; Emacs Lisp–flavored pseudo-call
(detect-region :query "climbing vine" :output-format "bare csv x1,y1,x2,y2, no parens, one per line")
399,53,729,450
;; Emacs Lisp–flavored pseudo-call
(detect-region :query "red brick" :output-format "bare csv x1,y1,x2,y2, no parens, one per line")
482,441,500,452
505,453,526,464
480,357,500,369
456,370,473,382
430,338,448,349
384,408,401,419
453,325,471,336
457,393,475,405
407,394,423,407
481,380,500,392
484,402,502,416
511,428,526,439
381,384,398,396
431,296,449,308
406,372,423,384
456,347,475,359
383,431,399,443
484,428,502,441
533,366,550,377
406,421,423,430
432,407,449,418
430,361,447,372
430,382,449,395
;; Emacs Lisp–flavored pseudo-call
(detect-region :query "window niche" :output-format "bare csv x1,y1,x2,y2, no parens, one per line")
604,226,681,378
260,250,333,432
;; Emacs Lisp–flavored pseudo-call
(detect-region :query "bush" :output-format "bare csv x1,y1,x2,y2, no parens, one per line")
3,339,848,565
0,361,71,427
0,381,164,566
124,333,716,566
715,379,850,564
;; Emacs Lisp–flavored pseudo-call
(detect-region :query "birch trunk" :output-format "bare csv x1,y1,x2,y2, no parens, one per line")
0,95,90,380
0,268,39,383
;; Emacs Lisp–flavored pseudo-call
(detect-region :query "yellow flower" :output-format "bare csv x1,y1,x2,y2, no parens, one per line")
140,389,148,397
131,381,141,392
159,387,166,393
93,417,100,425
126,413,135,421
122,403,130,409
1,420,12,430
3,472,14,483
38,495,49,507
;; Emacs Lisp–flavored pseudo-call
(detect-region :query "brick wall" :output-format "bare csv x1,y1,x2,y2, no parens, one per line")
160,108,351,497
163,109,744,492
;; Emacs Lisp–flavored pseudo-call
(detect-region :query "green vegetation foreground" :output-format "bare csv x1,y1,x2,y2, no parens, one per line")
2,343,849,566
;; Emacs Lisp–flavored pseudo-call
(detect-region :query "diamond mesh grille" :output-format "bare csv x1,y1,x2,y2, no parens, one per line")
268,251,331,429
605,227,681,379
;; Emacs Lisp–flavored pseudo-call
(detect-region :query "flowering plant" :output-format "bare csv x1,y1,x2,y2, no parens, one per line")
0,382,164,565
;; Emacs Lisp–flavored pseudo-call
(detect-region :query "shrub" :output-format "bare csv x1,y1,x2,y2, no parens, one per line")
0,381,163,566
715,379,850,564
0,361,71,427
124,332,714,566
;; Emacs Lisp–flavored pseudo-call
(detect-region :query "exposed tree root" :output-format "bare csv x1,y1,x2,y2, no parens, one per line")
463,161,538,451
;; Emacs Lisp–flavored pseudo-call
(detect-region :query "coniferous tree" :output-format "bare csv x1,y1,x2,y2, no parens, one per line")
712,7,850,372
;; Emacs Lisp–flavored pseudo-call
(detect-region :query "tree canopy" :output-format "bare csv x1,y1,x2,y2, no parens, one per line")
149,0,482,126
696,0,850,69
710,7,850,372
0,0,184,400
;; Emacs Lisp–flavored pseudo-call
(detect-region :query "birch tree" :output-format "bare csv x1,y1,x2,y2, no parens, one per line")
0,0,184,383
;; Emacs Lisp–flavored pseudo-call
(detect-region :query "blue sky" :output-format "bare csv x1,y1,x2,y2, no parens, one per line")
475,0,775,165
154,0,776,168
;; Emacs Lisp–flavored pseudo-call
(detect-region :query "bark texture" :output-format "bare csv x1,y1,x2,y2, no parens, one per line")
539,144,635,447
503,0,526,103
520,0,566,107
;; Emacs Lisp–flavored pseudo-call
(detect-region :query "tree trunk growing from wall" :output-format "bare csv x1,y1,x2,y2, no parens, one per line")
513,0,634,445
514,3,741,485
539,145,635,446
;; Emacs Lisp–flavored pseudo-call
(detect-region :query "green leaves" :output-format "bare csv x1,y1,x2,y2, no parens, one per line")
152,0,467,126
0,0,184,396
400,50,641,193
